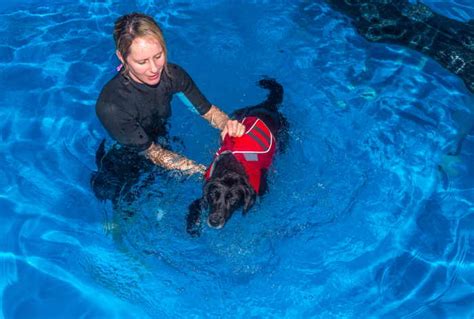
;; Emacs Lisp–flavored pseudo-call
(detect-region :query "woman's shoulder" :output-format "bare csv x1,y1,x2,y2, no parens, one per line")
96,78,124,115
165,63,195,88
166,62,181,70
166,62,189,76
97,74,131,103
100,73,127,94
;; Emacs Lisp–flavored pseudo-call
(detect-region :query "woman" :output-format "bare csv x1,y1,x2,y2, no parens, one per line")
92,13,244,203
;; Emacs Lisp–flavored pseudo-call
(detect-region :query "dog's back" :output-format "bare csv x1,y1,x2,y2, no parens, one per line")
232,79,287,141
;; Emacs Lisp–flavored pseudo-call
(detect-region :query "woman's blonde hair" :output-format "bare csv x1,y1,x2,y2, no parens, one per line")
113,13,169,78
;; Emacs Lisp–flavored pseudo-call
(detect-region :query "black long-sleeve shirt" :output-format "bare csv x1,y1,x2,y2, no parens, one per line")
96,63,212,151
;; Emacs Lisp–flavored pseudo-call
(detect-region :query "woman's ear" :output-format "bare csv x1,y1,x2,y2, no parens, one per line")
116,50,125,64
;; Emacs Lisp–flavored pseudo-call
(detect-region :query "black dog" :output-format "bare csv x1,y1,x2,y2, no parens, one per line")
186,79,287,236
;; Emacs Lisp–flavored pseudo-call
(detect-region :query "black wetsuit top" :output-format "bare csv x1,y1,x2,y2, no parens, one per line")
96,63,212,151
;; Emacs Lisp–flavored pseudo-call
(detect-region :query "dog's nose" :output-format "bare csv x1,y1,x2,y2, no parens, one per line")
208,214,224,228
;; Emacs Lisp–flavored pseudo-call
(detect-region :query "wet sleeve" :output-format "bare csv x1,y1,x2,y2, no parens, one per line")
96,100,152,152
168,64,212,115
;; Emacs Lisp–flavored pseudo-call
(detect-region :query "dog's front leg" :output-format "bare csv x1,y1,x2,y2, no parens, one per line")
186,199,205,237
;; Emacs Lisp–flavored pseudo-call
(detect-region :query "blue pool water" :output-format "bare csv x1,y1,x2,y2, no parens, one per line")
1,1,473,318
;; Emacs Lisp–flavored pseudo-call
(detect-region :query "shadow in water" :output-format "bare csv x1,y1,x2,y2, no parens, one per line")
324,0,474,93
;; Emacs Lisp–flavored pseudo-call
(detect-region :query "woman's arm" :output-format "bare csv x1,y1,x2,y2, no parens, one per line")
167,64,245,138
143,143,206,175
202,105,230,130
202,105,245,139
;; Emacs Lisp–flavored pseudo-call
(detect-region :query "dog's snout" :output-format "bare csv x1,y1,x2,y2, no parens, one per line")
208,214,225,228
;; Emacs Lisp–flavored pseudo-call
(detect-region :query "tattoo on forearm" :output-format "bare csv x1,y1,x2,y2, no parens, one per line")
144,143,205,175
202,105,229,130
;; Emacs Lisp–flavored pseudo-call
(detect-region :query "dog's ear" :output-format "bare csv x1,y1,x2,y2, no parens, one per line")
203,181,216,201
242,185,256,215
186,198,205,237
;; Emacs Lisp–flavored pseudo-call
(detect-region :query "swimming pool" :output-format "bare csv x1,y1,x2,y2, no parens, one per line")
1,0,473,318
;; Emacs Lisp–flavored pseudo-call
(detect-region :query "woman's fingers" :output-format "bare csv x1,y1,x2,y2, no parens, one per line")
196,164,206,175
225,120,245,137
220,125,228,140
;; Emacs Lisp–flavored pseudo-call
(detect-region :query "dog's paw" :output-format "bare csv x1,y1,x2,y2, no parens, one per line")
186,223,201,237
186,215,201,237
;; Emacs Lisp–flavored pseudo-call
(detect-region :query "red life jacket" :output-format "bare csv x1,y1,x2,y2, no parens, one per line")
204,116,276,194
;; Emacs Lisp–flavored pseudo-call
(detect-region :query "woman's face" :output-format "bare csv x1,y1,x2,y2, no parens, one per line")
118,36,166,86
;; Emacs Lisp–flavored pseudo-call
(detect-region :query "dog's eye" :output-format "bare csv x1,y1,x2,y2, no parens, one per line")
226,193,239,205
211,190,221,200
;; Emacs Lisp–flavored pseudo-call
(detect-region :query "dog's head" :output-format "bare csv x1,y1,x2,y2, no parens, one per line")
203,171,256,229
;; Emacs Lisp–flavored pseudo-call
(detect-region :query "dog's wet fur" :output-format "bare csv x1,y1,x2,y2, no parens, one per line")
186,78,287,236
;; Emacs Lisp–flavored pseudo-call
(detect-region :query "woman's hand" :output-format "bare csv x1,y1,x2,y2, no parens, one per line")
201,105,245,140
193,163,207,175
221,119,245,140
